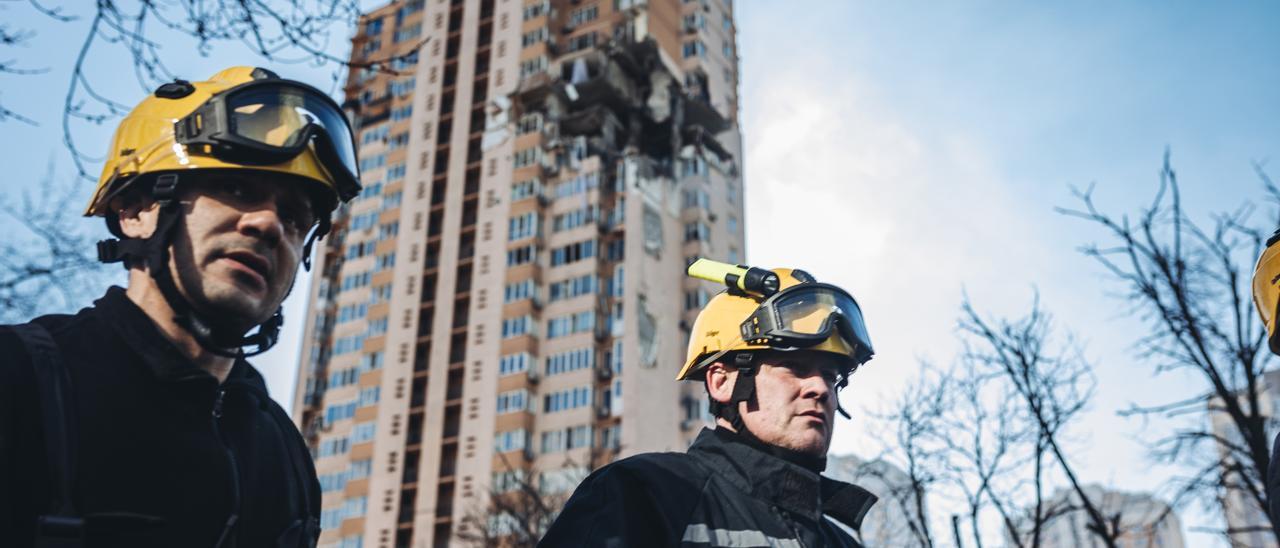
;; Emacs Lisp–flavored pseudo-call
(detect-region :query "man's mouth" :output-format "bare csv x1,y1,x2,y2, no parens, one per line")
798,410,827,426
220,251,271,286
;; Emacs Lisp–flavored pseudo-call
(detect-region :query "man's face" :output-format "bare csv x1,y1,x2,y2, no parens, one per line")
735,352,846,456
167,173,319,331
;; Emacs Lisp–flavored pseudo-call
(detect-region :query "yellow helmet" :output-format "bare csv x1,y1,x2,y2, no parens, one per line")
86,66,362,358
677,259,873,381
1253,230,1280,354
85,66,360,219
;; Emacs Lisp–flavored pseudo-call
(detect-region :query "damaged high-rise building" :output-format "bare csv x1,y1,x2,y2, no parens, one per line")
292,0,743,545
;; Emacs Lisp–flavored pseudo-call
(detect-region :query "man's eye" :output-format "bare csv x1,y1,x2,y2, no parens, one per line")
216,181,254,201
280,202,317,234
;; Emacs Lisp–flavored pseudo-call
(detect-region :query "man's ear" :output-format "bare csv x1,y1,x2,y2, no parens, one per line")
117,200,161,240
705,362,737,405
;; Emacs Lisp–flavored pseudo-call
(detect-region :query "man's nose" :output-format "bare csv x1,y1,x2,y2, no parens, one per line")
237,202,286,244
799,371,831,402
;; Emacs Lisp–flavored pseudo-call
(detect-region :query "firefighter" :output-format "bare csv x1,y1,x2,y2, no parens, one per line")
0,66,361,547
1252,229,1280,533
540,259,879,547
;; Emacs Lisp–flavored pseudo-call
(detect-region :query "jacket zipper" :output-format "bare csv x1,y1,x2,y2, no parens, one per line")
773,505,808,548
211,389,242,548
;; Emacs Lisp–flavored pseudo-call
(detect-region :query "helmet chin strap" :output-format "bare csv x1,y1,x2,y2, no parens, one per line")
96,174,283,358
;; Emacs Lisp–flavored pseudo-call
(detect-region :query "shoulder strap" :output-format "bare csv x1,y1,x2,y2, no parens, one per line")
10,322,86,546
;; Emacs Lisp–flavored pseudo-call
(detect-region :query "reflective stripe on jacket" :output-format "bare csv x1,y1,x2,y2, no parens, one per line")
539,427,877,547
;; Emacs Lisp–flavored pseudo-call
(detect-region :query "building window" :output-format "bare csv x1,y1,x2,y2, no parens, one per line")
519,56,548,78
504,279,537,303
501,315,535,338
683,13,706,32
513,147,543,168
317,435,350,458
684,288,709,311
358,386,381,407
517,112,544,135
512,178,542,200
565,32,597,52
521,27,549,48
506,244,538,266
328,367,359,389
349,459,372,480
388,132,410,150
554,172,599,198
549,239,596,267
546,310,595,339
682,40,706,59
568,4,598,27
544,386,592,413
362,125,389,145
499,352,532,375
522,0,549,21
393,23,421,43
684,221,711,243
325,400,357,424
547,274,596,302
493,469,526,493
508,212,540,241
552,206,597,232
390,104,414,122
545,347,594,376
600,424,620,449
497,389,529,414
351,421,376,444
494,428,527,452
682,187,710,209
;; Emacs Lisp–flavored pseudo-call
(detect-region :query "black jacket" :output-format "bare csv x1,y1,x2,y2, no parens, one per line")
0,287,321,547
539,427,877,547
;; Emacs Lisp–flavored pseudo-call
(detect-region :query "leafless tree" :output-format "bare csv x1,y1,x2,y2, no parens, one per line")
866,365,952,548
1058,152,1280,545
959,294,1123,547
455,446,615,547
871,294,1125,548
934,357,1038,548
0,162,111,322
5,0,425,176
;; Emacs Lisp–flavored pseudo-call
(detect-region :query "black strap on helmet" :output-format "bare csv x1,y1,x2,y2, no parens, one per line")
705,353,758,432
96,173,283,358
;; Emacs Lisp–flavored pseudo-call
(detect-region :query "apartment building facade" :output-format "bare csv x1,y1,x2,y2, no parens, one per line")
292,0,744,546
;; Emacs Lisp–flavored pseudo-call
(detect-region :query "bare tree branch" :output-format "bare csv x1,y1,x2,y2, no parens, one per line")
1058,151,1280,544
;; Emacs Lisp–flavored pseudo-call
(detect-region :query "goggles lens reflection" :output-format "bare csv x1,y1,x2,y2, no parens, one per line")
772,286,872,354
226,86,359,179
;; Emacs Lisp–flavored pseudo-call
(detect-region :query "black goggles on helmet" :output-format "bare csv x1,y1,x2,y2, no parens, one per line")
174,79,361,203
740,283,875,366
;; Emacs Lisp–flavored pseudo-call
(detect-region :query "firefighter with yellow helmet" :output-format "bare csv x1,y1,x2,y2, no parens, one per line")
1252,230,1280,534
1,66,359,546
541,259,879,547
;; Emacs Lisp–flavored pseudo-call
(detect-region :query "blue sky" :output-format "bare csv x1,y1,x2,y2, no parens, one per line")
4,1,1279,544
736,2,1280,544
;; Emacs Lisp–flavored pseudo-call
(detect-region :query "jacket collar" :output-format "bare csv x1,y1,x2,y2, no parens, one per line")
689,427,877,531
95,287,264,398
